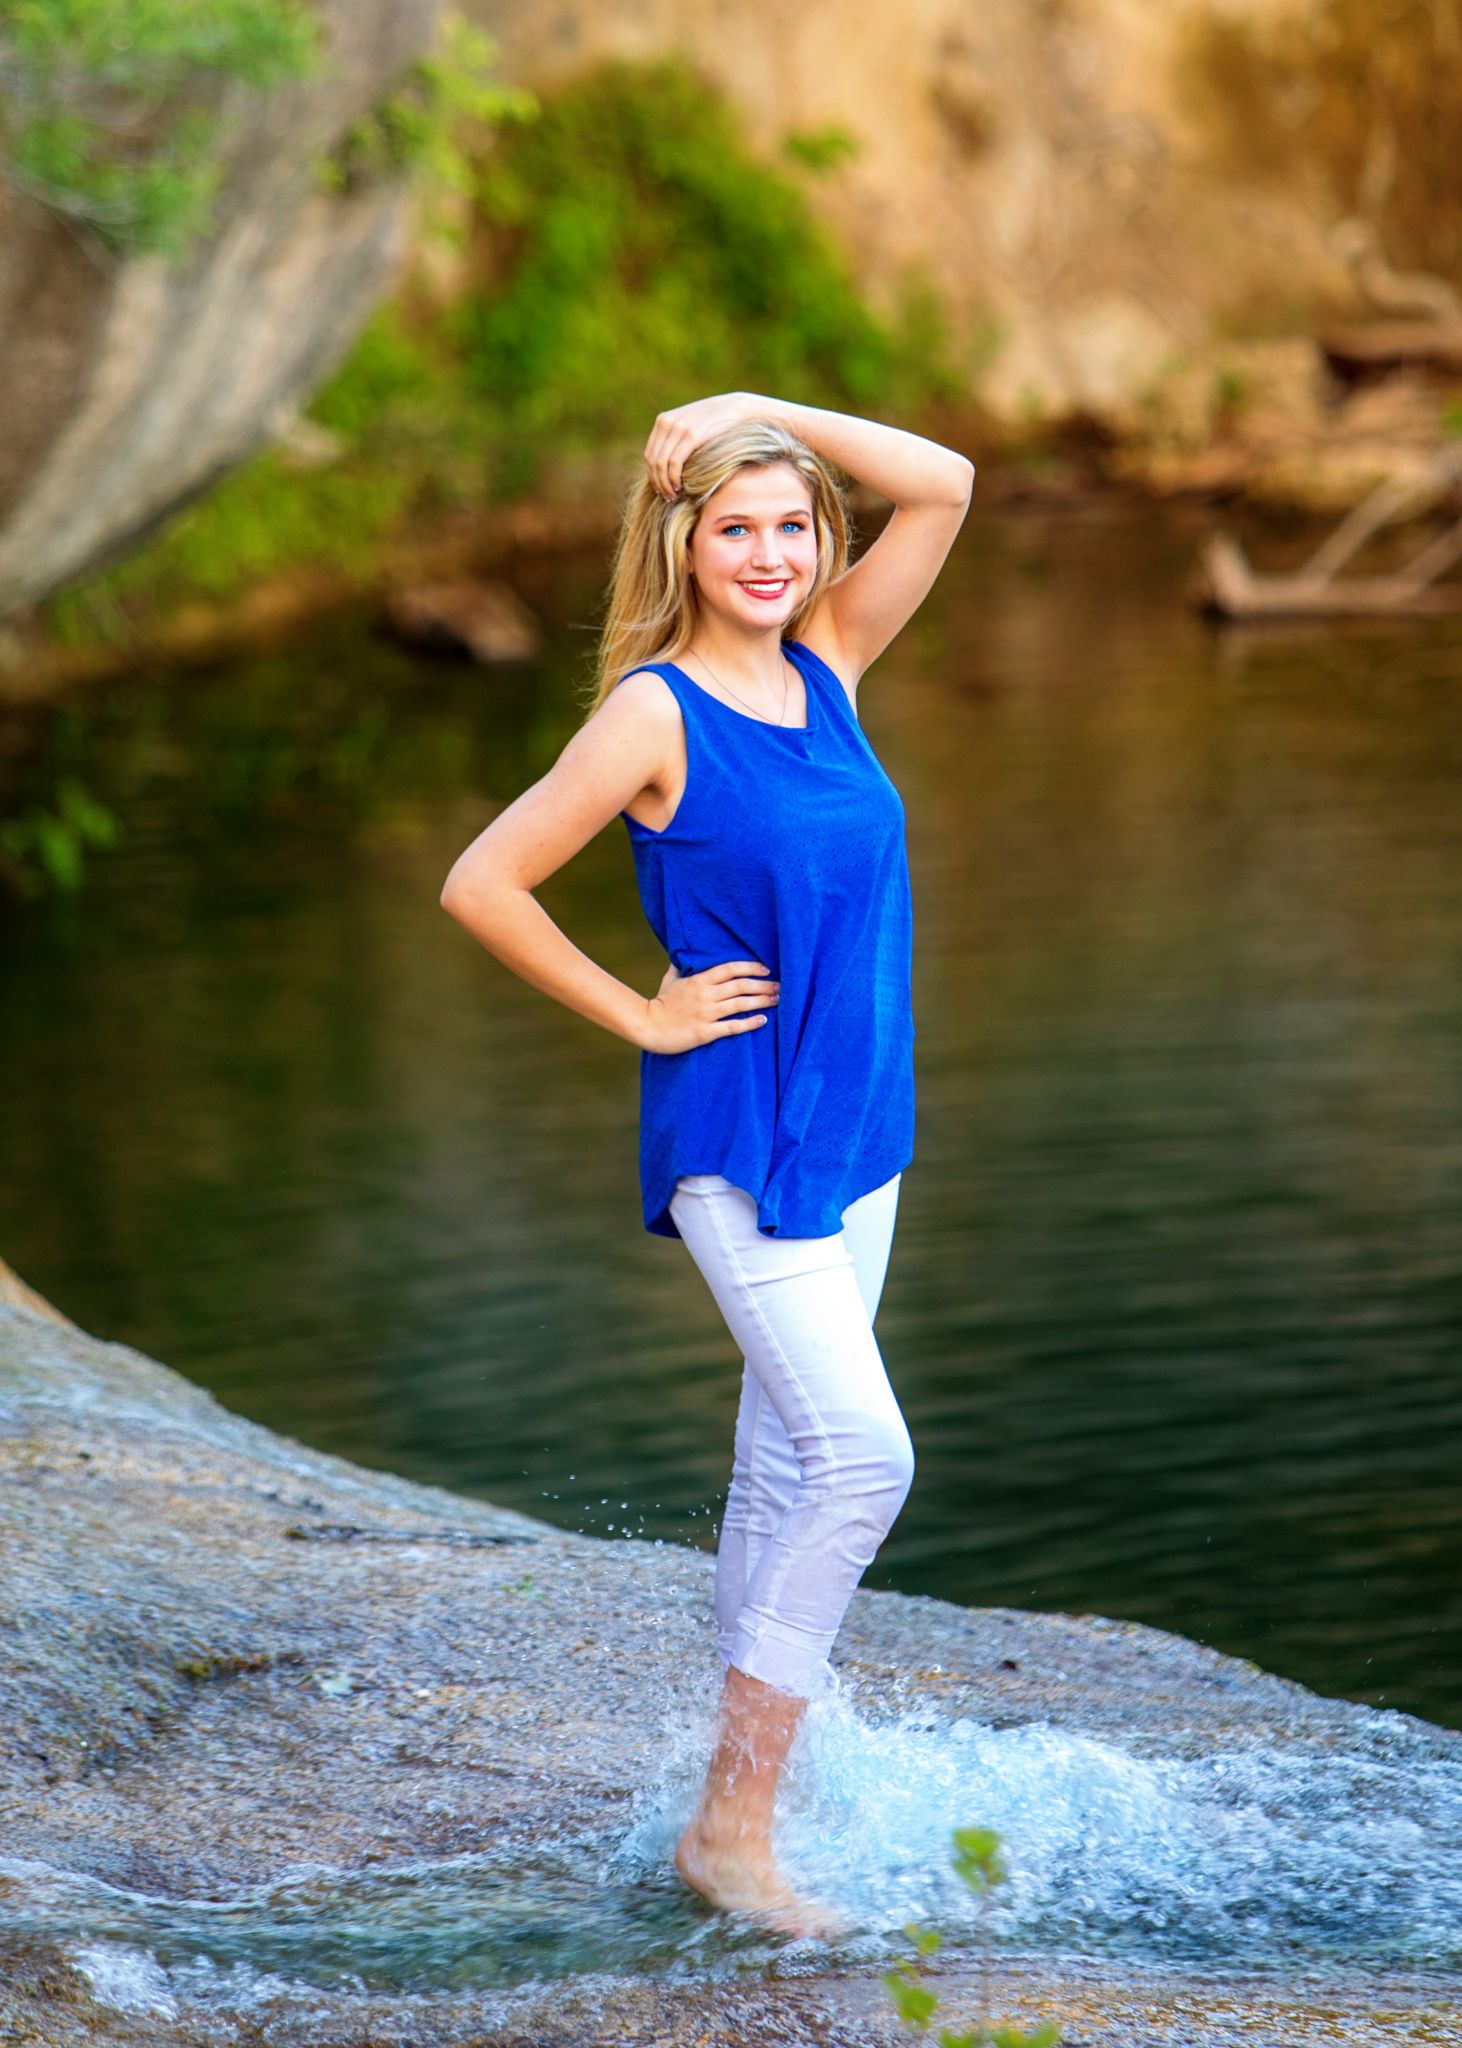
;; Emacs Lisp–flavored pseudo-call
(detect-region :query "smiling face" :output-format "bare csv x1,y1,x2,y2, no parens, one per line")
686,461,819,635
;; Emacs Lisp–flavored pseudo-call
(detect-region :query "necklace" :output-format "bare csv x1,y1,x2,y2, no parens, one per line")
688,647,790,726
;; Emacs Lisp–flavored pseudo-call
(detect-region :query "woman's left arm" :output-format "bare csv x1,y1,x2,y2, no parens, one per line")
644,391,975,685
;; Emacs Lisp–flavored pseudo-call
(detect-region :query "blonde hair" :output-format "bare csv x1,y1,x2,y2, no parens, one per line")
580,416,851,719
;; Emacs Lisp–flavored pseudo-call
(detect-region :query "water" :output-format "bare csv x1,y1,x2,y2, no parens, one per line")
2,504,1461,1732
4,1687,1460,2009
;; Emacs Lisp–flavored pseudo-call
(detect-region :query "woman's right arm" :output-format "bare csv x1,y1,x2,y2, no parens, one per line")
439,674,778,1052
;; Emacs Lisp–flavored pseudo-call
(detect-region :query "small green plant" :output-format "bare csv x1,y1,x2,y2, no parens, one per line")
1211,364,1250,428
781,123,861,175
1015,384,1048,431
882,1826,1060,2048
0,772,122,895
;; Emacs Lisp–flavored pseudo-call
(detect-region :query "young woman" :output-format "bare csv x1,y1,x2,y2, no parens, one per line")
441,391,973,1938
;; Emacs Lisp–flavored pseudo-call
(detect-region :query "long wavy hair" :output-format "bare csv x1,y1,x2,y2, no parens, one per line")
580,417,851,719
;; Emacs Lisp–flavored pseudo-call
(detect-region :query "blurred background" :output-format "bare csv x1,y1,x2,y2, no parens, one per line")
1,1,1459,1729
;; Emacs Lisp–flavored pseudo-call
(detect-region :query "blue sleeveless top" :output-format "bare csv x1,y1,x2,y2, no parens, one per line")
617,637,915,1240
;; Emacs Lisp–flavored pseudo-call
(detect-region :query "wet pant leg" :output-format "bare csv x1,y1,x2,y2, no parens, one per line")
668,1172,911,1702
713,1175,902,1669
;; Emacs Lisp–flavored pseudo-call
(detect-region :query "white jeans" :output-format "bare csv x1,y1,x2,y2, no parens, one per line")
667,1171,913,1704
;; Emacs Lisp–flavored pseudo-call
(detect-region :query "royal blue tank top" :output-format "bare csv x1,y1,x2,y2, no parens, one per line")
617,637,915,1240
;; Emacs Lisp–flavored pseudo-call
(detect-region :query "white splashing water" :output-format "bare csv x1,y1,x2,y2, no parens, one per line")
613,1689,1462,1972
69,1944,180,2019
13,1688,1461,2018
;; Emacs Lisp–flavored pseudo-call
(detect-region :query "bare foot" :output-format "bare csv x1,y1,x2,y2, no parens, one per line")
675,1814,850,1939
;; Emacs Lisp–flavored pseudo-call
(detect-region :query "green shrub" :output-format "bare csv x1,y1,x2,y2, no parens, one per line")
457,55,966,498
43,54,969,637
314,14,535,221
0,0,320,253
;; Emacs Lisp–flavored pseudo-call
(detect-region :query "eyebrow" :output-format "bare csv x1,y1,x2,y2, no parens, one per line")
711,508,812,522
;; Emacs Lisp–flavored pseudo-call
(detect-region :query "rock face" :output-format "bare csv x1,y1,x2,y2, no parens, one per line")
2,1296,1459,2045
0,0,446,616
0,1,1447,629
475,0,1357,425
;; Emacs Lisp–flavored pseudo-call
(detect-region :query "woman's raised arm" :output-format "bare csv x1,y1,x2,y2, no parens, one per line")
643,391,975,688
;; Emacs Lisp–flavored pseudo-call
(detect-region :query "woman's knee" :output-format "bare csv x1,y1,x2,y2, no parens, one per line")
878,1416,917,1504
815,1409,915,1506
812,1420,914,1559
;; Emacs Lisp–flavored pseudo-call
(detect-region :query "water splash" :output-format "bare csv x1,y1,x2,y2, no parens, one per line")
9,1690,1459,2018
612,1689,1462,1974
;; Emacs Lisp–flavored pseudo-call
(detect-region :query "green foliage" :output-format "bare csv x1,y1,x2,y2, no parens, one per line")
1,4,536,258
881,1825,1060,2048
951,1826,1009,1897
38,282,518,644
44,54,973,645
44,436,422,634
781,123,861,175
0,0,320,253
1,0,317,87
316,14,536,230
1212,366,1247,410
303,304,448,443
885,1967,942,2030
0,768,122,896
458,56,965,499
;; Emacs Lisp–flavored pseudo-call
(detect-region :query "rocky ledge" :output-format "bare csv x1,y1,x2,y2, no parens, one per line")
1,1292,1456,2046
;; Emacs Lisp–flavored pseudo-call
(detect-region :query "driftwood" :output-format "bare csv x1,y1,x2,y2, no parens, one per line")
1317,321,1462,382
1193,446,1462,620
1328,217,1462,327
1317,215,1462,394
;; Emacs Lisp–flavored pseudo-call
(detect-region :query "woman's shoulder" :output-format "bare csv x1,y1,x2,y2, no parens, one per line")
784,633,857,706
606,661,684,731
614,651,679,687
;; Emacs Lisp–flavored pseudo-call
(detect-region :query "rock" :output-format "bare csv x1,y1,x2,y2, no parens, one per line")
383,575,543,661
477,2,1363,430
271,412,350,474
0,1253,74,1327
0,0,450,617
1100,335,1462,513
0,1297,1456,2046
3,0,1426,630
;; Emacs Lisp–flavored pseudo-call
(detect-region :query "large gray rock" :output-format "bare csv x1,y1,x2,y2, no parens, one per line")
1,1297,1457,2045
0,0,445,617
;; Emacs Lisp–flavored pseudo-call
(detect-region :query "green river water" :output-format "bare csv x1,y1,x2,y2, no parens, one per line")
3,501,1459,1729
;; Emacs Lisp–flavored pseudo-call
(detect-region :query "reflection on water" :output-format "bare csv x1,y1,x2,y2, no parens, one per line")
1,506,1460,1729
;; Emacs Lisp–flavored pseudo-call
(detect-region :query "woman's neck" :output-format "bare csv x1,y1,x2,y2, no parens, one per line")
681,619,790,695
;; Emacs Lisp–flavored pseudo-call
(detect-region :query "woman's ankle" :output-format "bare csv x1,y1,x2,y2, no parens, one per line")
689,1790,775,1846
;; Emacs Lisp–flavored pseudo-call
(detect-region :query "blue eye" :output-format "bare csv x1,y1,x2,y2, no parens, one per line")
721,521,807,536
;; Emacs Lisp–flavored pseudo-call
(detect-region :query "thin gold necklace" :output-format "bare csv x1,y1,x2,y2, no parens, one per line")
687,646,791,726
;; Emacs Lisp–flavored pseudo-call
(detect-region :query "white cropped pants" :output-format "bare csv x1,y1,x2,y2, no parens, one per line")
667,1171,913,1704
